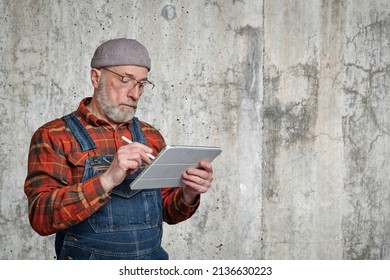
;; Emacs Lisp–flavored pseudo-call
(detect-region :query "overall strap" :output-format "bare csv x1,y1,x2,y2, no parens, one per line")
130,117,146,145
63,112,97,151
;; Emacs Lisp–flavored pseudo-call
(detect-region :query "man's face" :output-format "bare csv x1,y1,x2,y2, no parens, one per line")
95,65,149,124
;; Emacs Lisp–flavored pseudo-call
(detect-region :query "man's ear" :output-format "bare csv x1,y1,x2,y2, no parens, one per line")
90,68,101,89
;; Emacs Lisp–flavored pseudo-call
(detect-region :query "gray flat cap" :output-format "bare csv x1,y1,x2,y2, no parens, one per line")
91,38,151,71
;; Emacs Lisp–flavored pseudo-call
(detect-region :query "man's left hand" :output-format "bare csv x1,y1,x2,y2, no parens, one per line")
181,160,213,205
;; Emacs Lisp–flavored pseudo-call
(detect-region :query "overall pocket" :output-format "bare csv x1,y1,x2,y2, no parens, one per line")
88,188,162,232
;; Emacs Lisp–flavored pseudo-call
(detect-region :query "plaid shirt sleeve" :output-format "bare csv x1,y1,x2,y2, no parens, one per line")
161,187,200,224
24,121,111,236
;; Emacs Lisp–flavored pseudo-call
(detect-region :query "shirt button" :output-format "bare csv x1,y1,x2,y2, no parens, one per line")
98,198,105,203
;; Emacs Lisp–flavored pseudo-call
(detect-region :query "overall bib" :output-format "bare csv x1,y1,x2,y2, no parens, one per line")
55,112,168,260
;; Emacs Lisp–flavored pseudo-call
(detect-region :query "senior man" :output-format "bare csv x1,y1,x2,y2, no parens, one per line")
24,38,214,260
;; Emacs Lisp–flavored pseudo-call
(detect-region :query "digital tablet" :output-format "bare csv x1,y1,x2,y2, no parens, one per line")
129,145,222,190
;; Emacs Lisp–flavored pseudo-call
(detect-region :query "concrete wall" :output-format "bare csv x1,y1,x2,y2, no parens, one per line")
1,0,389,260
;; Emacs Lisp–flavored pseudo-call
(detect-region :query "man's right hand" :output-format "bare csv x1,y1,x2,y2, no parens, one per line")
99,142,153,193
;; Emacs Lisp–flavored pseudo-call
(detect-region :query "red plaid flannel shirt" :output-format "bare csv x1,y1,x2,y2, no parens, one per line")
24,98,199,236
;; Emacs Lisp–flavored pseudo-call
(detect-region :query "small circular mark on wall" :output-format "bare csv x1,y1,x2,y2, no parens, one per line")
162,4,176,20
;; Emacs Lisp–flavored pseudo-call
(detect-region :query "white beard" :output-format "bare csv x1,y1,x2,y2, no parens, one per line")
96,78,136,124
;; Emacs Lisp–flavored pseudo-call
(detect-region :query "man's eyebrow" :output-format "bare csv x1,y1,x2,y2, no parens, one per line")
123,72,148,81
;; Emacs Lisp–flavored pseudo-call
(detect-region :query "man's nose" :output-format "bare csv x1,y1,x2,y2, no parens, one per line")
127,84,142,100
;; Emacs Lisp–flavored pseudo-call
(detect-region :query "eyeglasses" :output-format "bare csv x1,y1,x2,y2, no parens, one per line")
100,67,155,92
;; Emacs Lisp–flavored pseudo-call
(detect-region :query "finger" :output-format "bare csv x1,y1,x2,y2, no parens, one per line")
182,171,204,185
182,171,213,189
118,145,152,165
185,168,213,182
182,177,210,193
121,141,153,155
117,155,141,172
198,160,213,173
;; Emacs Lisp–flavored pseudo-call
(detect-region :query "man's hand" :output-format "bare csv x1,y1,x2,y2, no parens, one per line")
181,160,214,205
99,142,153,193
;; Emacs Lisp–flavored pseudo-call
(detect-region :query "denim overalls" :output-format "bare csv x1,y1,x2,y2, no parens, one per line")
55,112,168,260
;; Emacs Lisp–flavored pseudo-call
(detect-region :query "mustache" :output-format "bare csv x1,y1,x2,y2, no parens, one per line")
119,103,137,108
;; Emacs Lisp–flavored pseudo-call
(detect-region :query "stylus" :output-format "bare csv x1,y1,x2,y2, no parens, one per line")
121,136,156,160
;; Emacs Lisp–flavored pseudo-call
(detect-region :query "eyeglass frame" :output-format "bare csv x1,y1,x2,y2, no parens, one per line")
100,67,155,91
